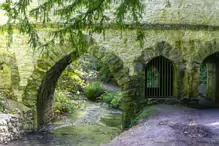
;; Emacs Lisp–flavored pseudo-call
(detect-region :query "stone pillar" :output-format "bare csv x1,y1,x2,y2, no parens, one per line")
182,66,200,98
120,76,145,128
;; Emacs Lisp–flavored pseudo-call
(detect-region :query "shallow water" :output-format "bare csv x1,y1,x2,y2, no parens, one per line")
5,98,123,146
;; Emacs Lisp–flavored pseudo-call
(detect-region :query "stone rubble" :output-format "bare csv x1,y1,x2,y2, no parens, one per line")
0,114,23,144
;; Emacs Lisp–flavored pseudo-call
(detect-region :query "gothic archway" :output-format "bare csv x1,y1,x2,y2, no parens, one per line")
199,52,219,103
145,56,174,98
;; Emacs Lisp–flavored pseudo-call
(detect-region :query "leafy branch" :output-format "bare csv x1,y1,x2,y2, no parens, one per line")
0,0,144,53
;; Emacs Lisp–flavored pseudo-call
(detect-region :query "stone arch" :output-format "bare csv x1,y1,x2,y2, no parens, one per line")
113,41,185,127
0,53,20,100
192,40,219,69
199,52,219,103
133,41,183,104
183,41,219,98
22,45,129,129
137,41,184,66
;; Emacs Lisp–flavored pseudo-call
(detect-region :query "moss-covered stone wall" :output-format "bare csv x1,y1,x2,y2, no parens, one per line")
94,29,219,75
140,0,219,26
0,31,40,102
1,27,219,129
1,0,219,129
93,28,219,127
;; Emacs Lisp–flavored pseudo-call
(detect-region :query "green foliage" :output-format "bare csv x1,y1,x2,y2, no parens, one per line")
57,66,86,93
0,90,16,114
85,82,105,101
111,94,122,108
100,91,122,108
77,54,113,83
0,0,144,52
100,92,114,104
76,54,102,72
98,63,113,83
56,53,114,98
0,96,7,113
55,91,75,115
0,92,8,113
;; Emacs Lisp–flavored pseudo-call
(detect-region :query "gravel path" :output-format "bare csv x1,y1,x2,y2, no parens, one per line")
102,82,121,92
105,105,219,146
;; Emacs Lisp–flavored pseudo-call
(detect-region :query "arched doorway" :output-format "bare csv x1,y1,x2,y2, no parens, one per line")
200,53,219,103
145,56,174,98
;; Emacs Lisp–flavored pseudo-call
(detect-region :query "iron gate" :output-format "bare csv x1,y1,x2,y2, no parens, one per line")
145,56,174,98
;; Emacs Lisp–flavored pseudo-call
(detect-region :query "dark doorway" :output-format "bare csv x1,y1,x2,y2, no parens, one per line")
145,56,174,98
200,53,219,103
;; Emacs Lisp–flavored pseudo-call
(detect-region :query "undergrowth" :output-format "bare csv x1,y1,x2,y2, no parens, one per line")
55,91,75,115
85,82,105,101
100,91,122,108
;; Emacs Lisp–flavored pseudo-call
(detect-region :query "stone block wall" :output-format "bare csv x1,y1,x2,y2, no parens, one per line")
94,29,219,98
93,28,219,126
0,31,40,102
0,107,35,144
1,28,219,129
0,114,23,144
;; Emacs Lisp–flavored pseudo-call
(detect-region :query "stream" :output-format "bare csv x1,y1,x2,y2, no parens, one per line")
5,95,123,146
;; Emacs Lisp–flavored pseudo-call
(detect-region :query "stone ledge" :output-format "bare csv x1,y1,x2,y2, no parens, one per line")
142,98,180,105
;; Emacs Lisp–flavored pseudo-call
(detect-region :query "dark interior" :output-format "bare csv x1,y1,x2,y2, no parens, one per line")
145,56,174,98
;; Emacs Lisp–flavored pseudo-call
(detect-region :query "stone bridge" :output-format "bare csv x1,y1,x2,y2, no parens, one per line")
1,0,219,131
22,45,129,128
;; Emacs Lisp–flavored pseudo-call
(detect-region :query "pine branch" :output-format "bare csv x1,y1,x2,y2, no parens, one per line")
1,0,144,53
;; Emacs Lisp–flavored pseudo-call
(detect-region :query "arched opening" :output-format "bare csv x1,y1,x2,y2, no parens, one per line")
199,52,219,103
145,56,174,98
36,52,122,128
22,45,127,132
20,49,125,144
37,53,74,126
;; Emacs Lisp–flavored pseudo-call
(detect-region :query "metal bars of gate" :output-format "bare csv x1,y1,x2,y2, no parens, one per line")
145,56,174,98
